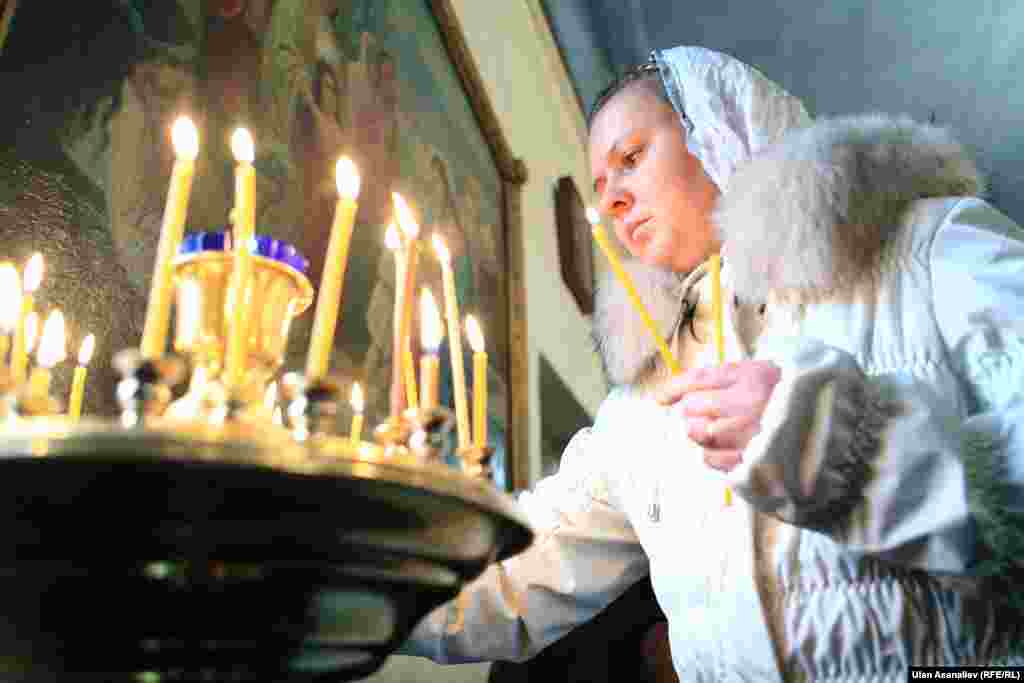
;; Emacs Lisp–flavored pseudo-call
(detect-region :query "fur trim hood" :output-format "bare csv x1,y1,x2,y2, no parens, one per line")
593,114,984,385
719,114,984,302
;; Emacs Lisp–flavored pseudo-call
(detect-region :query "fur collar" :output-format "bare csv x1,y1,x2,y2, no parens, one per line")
719,114,983,302
591,258,692,387
592,114,984,385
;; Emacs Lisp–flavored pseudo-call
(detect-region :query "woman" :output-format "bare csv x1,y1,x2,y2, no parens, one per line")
403,46,1024,680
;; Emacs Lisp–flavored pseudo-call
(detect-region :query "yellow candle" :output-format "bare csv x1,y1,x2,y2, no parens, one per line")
708,254,725,364
23,311,38,359
68,333,95,421
586,209,681,374
12,253,43,385
263,380,279,412
225,128,256,392
140,116,198,360
306,157,361,380
419,288,443,411
466,315,487,447
22,310,38,382
29,309,65,402
433,235,471,449
385,224,407,419
27,367,49,402
392,193,421,412
403,346,418,412
349,381,364,446
706,253,733,507
0,262,21,365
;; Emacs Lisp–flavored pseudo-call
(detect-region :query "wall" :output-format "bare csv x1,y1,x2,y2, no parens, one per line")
447,0,609,485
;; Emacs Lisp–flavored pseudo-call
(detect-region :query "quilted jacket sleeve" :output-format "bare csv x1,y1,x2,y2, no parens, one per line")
729,198,1024,577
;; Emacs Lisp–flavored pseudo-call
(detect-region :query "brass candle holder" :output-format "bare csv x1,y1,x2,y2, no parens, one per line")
371,405,456,464
405,405,454,465
112,348,186,427
169,232,313,421
280,371,343,442
372,412,416,458
458,443,496,480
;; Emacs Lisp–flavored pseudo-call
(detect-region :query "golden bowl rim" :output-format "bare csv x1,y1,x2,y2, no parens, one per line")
172,250,315,313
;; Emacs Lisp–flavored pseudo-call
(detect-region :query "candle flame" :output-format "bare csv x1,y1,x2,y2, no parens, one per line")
24,311,39,354
171,116,199,161
350,382,364,413
432,234,450,264
585,207,601,226
0,262,22,332
384,223,402,251
465,314,485,353
335,156,361,200
230,127,255,163
391,192,420,240
78,333,96,366
24,253,44,293
37,309,66,369
421,288,444,352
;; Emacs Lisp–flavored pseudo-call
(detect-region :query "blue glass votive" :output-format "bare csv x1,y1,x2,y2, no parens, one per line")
178,230,308,274
275,242,309,274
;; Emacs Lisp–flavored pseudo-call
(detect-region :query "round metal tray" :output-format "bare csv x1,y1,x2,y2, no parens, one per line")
0,418,533,682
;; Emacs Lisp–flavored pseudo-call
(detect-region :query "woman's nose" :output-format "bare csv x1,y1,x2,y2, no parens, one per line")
598,179,632,219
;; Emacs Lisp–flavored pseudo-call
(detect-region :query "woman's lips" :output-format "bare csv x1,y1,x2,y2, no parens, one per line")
629,218,652,243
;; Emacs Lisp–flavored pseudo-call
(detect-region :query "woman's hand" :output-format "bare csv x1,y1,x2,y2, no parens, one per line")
654,361,782,472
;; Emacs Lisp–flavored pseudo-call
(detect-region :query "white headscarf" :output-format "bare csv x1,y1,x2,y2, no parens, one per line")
652,46,812,192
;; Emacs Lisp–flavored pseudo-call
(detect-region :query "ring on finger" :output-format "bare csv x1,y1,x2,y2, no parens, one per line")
704,418,719,445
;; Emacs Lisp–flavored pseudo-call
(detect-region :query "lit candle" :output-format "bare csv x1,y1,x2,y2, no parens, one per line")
12,253,43,385
68,333,95,421
419,288,443,411
586,208,681,374
465,315,487,448
225,128,256,392
392,193,420,412
28,309,65,402
433,235,470,449
0,262,22,364
140,116,198,359
24,311,39,362
403,346,418,413
708,253,725,364
707,252,732,507
306,157,361,381
349,381,364,446
263,380,279,415
385,224,406,419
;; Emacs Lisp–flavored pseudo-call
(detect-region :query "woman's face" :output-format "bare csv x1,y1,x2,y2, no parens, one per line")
589,80,720,273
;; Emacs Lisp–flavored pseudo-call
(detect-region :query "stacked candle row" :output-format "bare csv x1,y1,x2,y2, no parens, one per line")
0,254,96,419
145,117,489,447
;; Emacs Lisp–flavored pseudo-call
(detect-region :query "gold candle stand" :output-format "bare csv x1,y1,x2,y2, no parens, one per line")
169,248,313,421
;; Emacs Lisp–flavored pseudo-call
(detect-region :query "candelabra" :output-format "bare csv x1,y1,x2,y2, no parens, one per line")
0,227,531,682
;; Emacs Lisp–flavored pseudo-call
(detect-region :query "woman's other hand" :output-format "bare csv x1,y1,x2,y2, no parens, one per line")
654,361,781,472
